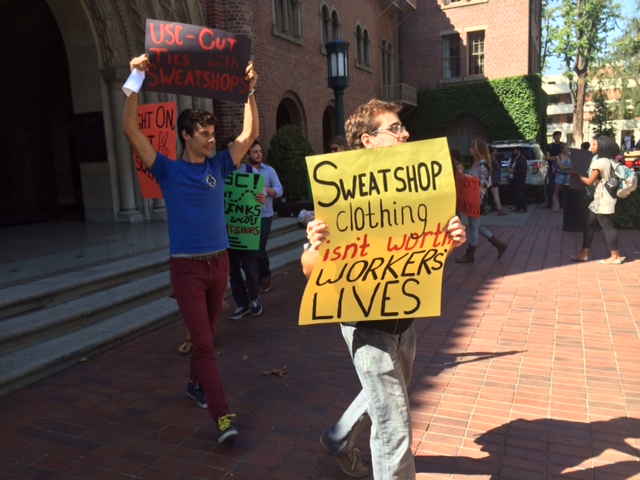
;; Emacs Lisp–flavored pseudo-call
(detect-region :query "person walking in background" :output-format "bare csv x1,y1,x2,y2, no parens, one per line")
552,142,572,212
623,132,632,152
302,98,467,479
511,146,528,214
456,139,508,264
543,131,562,209
450,149,465,174
569,136,625,264
220,137,266,321
329,135,349,153
122,54,259,444
245,141,283,293
489,147,507,215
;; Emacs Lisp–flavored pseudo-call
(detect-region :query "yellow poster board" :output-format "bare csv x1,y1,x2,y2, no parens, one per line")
299,138,455,326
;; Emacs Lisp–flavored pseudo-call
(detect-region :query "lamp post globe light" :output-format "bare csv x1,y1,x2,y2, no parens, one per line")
325,39,350,138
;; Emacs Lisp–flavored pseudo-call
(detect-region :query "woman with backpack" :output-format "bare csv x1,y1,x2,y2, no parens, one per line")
455,139,508,263
569,136,625,265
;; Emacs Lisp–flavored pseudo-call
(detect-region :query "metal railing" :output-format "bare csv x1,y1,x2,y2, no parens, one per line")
381,83,418,106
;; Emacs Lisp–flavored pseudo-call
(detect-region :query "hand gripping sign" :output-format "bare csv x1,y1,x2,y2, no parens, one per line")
299,138,456,326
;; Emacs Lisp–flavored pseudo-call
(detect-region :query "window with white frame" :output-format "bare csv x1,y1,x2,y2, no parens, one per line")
382,41,393,91
321,5,330,45
363,29,371,67
331,10,340,39
356,25,363,64
274,0,302,40
355,25,371,67
443,34,461,78
468,31,485,75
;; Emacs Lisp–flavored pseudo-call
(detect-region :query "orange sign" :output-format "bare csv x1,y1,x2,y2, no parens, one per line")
455,172,482,218
133,102,177,199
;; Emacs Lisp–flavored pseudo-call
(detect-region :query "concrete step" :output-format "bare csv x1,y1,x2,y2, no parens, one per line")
0,215,307,396
0,271,170,355
0,250,169,320
0,297,181,396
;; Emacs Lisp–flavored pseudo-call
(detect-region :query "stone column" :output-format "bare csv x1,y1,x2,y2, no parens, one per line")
104,66,144,223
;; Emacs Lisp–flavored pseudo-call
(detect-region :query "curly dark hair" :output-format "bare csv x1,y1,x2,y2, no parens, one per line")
177,109,216,149
594,136,619,160
345,99,402,150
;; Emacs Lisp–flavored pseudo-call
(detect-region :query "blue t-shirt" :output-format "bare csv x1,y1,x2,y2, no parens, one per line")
150,150,235,255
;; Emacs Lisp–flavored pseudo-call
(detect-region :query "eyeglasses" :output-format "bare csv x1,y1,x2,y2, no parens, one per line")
330,146,341,152
369,124,407,136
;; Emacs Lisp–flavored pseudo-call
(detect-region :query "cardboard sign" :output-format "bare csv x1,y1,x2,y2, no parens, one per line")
299,138,456,326
568,148,593,190
145,19,251,103
225,170,264,250
133,102,177,199
455,172,482,218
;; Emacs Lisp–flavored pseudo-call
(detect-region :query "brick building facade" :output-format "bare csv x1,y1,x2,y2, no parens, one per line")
203,0,409,155
402,0,541,90
2,0,539,225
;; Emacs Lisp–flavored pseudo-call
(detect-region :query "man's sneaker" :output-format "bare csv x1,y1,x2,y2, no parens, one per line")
260,276,271,293
250,298,263,316
217,414,238,444
319,433,369,478
230,306,250,320
186,382,207,409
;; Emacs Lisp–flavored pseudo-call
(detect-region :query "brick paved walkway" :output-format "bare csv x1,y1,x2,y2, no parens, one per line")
1,206,640,479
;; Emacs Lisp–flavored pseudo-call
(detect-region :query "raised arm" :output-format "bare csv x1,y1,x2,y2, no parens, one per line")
122,54,157,169
572,167,601,186
229,61,259,166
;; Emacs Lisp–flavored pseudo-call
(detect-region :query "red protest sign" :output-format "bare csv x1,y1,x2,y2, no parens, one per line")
145,19,251,103
133,102,177,199
455,172,482,218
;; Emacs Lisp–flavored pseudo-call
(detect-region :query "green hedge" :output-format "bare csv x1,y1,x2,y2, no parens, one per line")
404,75,547,147
614,188,640,229
266,125,315,203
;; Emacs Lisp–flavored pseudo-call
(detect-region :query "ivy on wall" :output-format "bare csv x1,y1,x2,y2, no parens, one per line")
404,74,548,147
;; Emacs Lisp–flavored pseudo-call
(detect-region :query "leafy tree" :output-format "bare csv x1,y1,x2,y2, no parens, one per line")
608,0,640,119
540,0,560,71
590,86,617,138
544,0,620,146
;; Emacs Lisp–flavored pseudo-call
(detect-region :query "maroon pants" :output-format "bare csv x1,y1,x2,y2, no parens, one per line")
170,254,229,421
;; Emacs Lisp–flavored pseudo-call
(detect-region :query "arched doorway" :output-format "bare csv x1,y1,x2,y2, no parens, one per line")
275,94,306,134
1,0,207,225
445,114,488,160
0,0,79,225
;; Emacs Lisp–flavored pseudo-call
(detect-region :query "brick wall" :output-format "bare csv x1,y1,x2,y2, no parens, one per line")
196,0,539,155
401,0,537,89
199,0,398,155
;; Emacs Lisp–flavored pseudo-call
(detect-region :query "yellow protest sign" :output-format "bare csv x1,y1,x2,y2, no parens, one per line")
299,138,455,326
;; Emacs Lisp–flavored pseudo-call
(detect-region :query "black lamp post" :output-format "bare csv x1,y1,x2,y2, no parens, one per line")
325,39,350,138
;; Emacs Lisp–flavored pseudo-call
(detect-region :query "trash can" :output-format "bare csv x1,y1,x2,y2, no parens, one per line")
562,188,587,232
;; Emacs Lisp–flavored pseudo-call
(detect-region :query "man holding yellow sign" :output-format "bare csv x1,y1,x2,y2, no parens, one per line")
301,99,466,479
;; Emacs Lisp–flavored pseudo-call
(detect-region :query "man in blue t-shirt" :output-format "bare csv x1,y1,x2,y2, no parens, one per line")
122,53,259,445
